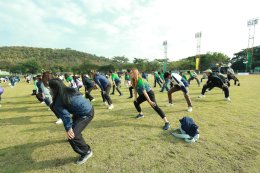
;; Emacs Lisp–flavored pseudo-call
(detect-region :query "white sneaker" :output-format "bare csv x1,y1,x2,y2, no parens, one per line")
198,94,205,98
40,101,45,104
187,107,192,112
108,104,114,110
91,99,95,102
76,150,93,165
55,118,63,124
103,102,108,106
166,103,173,107
224,97,231,101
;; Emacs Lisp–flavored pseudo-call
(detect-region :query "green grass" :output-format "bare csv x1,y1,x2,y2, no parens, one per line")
0,75,259,173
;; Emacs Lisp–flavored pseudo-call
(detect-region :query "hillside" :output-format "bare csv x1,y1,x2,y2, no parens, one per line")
0,46,112,73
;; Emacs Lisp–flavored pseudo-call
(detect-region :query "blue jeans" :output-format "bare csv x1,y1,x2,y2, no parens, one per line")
161,79,170,92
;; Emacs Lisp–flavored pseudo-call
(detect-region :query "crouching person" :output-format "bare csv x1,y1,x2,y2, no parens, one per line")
49,78,94,165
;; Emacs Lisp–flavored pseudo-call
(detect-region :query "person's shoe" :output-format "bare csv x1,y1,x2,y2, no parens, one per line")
166,103,173,107
160,90,163,92
111,93,115,95
55,118,63,124
224,97,231,102
136,114,144,119
76,150,93,165
163,122,170,130
238,83,240,86
90,99,95,102
108,104,114,110
128,96,133,99
103,102,108,106
198,94,205,98
40,101,45,104
187,107,192,112
119,94,123,96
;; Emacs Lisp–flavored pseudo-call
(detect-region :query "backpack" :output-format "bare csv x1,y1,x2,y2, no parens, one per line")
172,116,199,143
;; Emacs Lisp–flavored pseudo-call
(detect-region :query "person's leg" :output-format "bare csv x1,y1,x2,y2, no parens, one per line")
68,109,94,156
168,86,181,104
104,84,113,105
195,77,200,86
148,91,166,119
133,94,147,114
222,85,229,98
129,86,133,98
188,77,192,84
154,78,156,87
115,81,122,95
111,84,115,94
201,83,213,95
165,79,170,91
160,82,165,92
85,87,94,101
101,91,105,102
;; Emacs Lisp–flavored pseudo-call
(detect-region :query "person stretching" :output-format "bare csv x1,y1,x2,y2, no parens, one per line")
131,68,170,130
49,78,94,165
164,72,193,112
198,69,231,101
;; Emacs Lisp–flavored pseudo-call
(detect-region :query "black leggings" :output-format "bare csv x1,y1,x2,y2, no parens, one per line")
133,90,165,119
112,81,122,95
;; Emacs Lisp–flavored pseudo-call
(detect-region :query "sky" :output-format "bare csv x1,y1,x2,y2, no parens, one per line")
0,0,259,62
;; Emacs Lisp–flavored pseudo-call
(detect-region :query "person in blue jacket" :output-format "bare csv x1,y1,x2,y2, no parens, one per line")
81,74,95,102
49,78,94,165
92,72,114,110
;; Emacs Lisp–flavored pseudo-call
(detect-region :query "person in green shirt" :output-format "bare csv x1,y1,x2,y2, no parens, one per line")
187,70,200,86
109,70,122,96
153,71,162,88
131,68,170,130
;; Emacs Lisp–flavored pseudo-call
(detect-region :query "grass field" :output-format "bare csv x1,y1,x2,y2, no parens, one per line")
0,75,259,173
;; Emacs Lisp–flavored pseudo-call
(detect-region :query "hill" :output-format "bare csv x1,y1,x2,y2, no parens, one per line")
0,46,112,73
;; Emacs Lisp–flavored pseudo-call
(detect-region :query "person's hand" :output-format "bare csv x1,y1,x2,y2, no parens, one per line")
67,128,75,139
149,101,156,108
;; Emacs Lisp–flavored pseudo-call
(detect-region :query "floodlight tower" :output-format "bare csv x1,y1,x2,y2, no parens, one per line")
247,18,258,72
195,32,202,71
163,40,167,72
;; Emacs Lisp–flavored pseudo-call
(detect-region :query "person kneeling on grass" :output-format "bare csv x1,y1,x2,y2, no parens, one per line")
198,69,231,101
130,68,170,130
49,78,94,165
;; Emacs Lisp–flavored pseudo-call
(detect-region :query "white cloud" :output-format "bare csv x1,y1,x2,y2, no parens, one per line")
0,0,259,61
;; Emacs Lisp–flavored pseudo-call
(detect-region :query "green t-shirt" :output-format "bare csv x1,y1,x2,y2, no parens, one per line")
66,76,73,82
154,71,159,79
111,73,120,81
160,73,164,79
136,78,151,95
125,74,130,80
182,75,187,81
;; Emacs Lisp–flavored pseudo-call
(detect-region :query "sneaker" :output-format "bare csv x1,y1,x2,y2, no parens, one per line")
163,122,170,130
90,99,95,102
136,114,144,119
119,94,123,96
187,107,192,112
238,83,240,86
55,118,63,124
76,150,93,165
103,102,108,106
224,97,231,101
40,101,45,104
111,93,115,95
128,96,133,99
198,94,205,98
108,104,114,110
166,103,173,107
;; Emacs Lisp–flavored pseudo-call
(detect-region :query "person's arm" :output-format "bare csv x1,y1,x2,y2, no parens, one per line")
54,105,75,139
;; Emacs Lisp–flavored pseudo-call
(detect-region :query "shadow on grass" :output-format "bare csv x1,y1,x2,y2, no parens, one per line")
90,118,159,129
0,106,48,113
0,116,54,126
0,140,74,173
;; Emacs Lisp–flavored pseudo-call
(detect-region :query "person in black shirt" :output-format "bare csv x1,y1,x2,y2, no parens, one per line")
198,69,231,101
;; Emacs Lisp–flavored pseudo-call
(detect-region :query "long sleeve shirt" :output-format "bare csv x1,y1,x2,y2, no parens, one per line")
52,94,93,131
94,74,110,91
